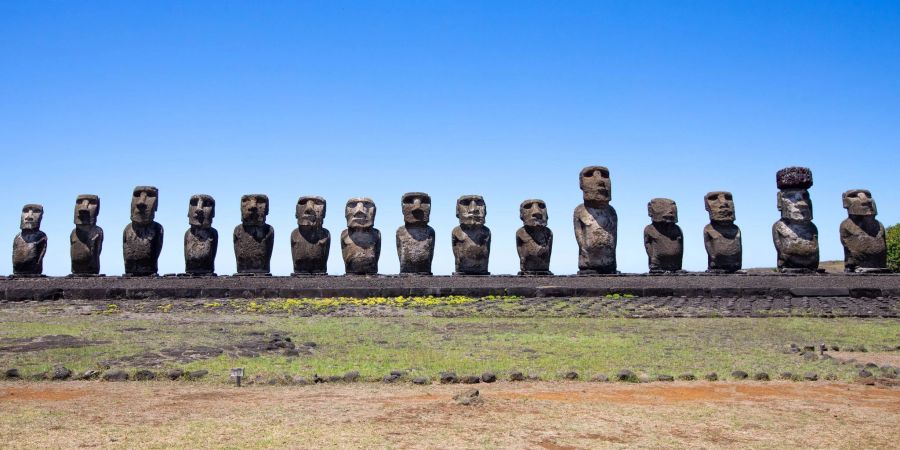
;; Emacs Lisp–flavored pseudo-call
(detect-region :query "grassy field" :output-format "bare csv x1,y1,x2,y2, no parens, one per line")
1,298,897,383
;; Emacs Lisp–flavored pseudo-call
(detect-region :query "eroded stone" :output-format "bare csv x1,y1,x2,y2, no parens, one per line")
184,194,217,275
574,166,617,274
703,191,742,273
452,195,490,275
233,194,274,275
772,167,819,272
516,199,552,275
70,195,103,275
341,198,380,275
291,196,330,275
840,189,888,273
644,198,683,273
396,192,434,275
12,204,46,276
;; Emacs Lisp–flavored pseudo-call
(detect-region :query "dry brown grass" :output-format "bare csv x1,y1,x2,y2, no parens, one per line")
1,380,898,449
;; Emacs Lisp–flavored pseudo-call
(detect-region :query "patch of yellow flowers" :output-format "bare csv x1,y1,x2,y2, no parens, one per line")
241,295,521,313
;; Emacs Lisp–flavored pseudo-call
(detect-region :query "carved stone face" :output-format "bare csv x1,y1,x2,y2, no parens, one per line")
345,197,376,229
188,194,215,228
20,204,43,231
579,166,611,204
401,192,431,225
648,198,678,223
456,195,486,226
705,191,735,222
74,195,100,226
778,189,812,221
131,186,158,224
842,189,877,217
520,199,547,227
296,196,326,227
241,194,269,225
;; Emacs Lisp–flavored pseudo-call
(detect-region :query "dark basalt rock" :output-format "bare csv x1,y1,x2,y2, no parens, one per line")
840,189,889,273
773,168,819,272
452,195,490,275
703,191,741,272
574,166,617,274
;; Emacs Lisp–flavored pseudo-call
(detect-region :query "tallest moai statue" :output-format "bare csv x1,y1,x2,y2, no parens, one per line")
573,166,617,274
772,167,819,273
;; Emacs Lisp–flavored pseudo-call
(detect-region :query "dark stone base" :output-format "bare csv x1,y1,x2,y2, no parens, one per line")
453,272,490,276
291,272,328,277
399,272,433,277
233,273,272,277
577,270,620,275
518,271,553,276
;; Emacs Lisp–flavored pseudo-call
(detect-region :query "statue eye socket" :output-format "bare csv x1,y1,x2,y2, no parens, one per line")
190,199,199,206
537,202,546,209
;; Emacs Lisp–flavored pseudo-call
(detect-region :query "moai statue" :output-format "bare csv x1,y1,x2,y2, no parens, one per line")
184,194,217,275
341,198,380,275
573,166,617,274
396,192,435,275
516,199,553,275
644,198,684,273
772,167,819,273
840,189,888,273
233,194,274,275
70,195,103,275
123,186,163,276
12,204,47,276
291,196,330,275
452,195,491,275
702,191,742,273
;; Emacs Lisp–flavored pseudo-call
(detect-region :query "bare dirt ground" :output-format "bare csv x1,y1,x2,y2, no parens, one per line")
1,381,898,449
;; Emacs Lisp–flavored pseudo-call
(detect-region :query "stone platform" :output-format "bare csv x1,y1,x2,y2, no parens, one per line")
0,273,898,301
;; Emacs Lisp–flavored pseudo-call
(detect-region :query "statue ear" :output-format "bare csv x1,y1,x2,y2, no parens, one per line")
776,192,783,211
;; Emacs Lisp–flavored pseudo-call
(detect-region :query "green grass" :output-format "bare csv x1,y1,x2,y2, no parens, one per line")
1,304,897,383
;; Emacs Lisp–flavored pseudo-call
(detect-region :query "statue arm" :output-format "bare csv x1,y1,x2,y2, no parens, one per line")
265,226,274,256
210,228,219,261
374,229,382,259
572,211,585,249
154,225,164,258
38,233,47,262
96,228,104,256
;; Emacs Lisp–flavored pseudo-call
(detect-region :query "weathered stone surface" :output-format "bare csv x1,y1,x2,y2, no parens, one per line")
291,196,330,274
341,198,380,275
452,195,490,275
453,388,482,406
396,192,435,275
102,369,129,382
644,198,683,273
574,166,617,274
233,194,274,274
516,199,553,275
840,189,889,273
481,372,497,383
123,186,163,276
773,167,819,272
50,364,71,380
184,194,217,275
439,371,459,384
70,195,103,275
703,191,742,272
12,204,47,275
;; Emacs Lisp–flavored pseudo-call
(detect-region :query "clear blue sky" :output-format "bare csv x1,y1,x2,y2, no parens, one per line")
1,1,898,276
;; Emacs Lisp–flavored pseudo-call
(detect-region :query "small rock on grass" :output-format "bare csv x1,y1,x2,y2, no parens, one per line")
382,373,401,383
753,372,770,381
439,372,458,384
77,370,100,380
616,370,635,382
731,370,748,380
102,369,129,382
779,372,793,380
412,376,430,385
509,371,525,382
591,374,609,382
187,370,208,381
481,372,497,383
563,371,578,380
133,370,156,381
453,389,483,406
677,373,696,381
343,371,360,382
803,372,818,381
824,374,838,381
704,372,718,381
657,374,674,382
166,369,184,380
461,375,481,384
3,368,21,379
858,369,874,378
50,365,72,381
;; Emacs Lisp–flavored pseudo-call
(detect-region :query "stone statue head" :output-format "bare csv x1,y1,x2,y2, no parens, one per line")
579,166,611,204
130,186,159,225
648,198,678,223
74,194,100,226
345,197,376,229
20,204,43,231
401,192,431,226
842,189,877,217
188,194,215,228
520,199,548,227
456,195,486,226
777,189,812,221
240,194,269,226
296,196,326,228
704,191,735,222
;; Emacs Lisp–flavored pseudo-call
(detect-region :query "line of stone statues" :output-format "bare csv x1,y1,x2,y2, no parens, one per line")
10,166,891,277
